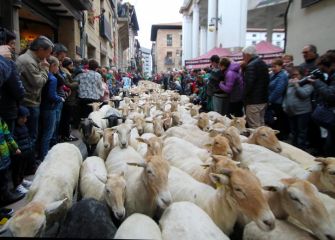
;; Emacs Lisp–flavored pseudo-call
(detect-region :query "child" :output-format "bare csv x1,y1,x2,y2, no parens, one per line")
11,106,34,194
0,116,23,207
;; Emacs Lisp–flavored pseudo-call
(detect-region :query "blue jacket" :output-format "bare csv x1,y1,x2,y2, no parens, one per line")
13,122,32,152
269,69,288,104
41,73,63,110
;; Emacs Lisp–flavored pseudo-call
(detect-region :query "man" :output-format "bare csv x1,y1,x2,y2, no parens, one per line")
300,44,319,76
242,45,269,128
16,36,54,154
206,55,225,113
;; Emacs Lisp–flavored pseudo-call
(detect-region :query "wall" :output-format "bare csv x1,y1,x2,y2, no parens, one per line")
156,28,182,73
85,0,101,63
58,18,81,59
286,0,335,64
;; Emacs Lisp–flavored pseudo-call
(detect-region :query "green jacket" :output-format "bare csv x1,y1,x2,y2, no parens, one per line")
0,118,18,170
16,50,49,107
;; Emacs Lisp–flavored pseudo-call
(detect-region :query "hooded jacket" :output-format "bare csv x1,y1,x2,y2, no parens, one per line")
219,62,244,103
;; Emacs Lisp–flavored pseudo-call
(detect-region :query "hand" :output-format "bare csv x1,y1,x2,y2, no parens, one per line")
40,59,50,68
61,97,65,102
0,45,12,59
15,149,21,155
307,78,316,83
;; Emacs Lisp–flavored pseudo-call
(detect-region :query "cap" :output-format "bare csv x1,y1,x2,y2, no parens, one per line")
18,106,30,117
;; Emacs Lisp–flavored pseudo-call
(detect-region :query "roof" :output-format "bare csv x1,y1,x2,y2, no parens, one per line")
185,41,283,69
150,22,182,41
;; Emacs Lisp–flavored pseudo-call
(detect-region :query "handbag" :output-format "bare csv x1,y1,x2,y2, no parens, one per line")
311,104,335,129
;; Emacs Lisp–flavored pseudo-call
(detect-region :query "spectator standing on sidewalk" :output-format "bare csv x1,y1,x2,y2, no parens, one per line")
242,45,270,128
11,106,34,194
39,56,64,161
16,36,54,158
77,59,104,119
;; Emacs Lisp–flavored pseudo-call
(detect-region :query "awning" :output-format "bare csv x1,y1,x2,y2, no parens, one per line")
185,41,283,69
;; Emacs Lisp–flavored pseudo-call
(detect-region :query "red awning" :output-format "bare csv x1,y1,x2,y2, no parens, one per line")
185,41,283,69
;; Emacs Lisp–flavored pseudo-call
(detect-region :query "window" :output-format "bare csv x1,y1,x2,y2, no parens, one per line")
276,41,281,47
167,34,172,46
277,34,281,38
165,51,173,65
252,33,257,37
252,41,257,45
180,34,182,47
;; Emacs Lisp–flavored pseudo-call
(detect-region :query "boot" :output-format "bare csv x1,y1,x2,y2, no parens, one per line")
0,190,25,207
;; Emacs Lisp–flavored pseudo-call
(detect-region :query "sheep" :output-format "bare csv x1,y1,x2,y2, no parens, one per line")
114,213,162,240
179,95,190,105
162,111,172,130
132,113,146,135
263,178,335,240
160,202,229,240
168,166,275,235
0,143,82,237
306,157,335,195
93,128,115,160
79,118,103,155
279,140,315,168
243,220,317,240
246,126,282,153
171,111,182,126
222,126,243,159
195,112,210,131
79,157,126,220
56,198,117,239
124,154,172,218
230,115,247,133
88,104,108,130
238,143,306,178
190,104,201,117
112,123,132,149
137,136,163,157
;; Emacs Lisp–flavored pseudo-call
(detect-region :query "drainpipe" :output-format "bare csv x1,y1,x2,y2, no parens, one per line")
284,0,293,53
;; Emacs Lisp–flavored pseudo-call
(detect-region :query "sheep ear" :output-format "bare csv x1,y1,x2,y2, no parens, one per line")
263,185,281,192
211,155,222,163
315,157,329,166
127,162,146,168
209,173,229,186
45,198,68,216
201,164,211,169
280,178,297,186
136,137,148,144
273,130,280,135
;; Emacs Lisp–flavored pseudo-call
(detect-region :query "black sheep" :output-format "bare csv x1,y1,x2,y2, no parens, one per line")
57,198,117,238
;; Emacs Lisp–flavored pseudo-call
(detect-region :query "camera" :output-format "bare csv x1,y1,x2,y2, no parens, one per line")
298,69,327,86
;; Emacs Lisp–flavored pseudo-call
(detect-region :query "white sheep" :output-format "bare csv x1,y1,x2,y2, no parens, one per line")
160,202,229,240
168,166,275,235
114,213,162,240
243,220,316,240
79,156,126,220
0,143,82,237
93,128,115,160
279,141,315,169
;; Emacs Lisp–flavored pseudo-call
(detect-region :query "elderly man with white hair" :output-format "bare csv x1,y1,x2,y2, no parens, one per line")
242,45,270,128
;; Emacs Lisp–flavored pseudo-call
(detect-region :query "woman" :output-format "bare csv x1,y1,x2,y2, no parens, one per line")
283,67,314,150
218,58,244,117
267,58,289,140
39,56,64,160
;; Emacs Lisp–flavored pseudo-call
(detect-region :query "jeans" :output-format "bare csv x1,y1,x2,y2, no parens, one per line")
289,113,310,150
40,109,57,160
212,95,229,116
26,106,40,149
51,102,63,146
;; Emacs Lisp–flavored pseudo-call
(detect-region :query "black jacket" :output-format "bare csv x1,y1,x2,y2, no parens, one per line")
0,59,25,120
313,72,335,108
243,56,269,105
206,68,225,96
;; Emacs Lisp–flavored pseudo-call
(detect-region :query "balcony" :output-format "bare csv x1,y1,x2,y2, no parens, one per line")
164,58,174,65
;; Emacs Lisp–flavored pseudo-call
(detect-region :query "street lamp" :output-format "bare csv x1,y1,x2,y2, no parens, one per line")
208,16,222,32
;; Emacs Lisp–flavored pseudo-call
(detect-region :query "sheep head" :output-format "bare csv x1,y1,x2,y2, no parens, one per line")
247,126,282,153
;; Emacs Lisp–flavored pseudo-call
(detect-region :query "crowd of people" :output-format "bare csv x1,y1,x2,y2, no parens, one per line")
153,44,335,158
0,30,142,209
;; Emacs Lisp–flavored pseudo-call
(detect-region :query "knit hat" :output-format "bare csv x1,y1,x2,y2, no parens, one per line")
18,106,30,117
62,58,73,68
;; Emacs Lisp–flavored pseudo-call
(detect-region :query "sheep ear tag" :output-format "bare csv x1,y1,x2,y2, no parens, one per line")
215,182,223,189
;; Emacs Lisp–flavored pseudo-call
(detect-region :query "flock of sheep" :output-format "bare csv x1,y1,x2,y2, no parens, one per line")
1,80,335,240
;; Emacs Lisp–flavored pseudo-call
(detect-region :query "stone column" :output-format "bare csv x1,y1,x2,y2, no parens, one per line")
266,6,274,44
200,26,207,55
182,14,193,64
207,0,217,51
192,3,200,58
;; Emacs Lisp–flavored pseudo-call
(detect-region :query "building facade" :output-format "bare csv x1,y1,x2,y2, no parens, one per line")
180,0,248,65
141,47,152,78
246,28,285,49
0,0,140,70
150,22,182,74
286,0,335,64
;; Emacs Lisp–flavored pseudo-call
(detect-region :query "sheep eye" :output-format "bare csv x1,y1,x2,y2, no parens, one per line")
262,133,267,137
234,188,242,192
106,189,111,193
289,194,302,204
328,171,335,175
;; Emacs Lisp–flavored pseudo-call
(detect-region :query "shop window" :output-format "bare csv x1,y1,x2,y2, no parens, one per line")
167,34,172,46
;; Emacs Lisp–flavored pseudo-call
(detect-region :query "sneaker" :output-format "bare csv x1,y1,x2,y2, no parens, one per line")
22,179,32,188
15,184,29,194
0,208,13,216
